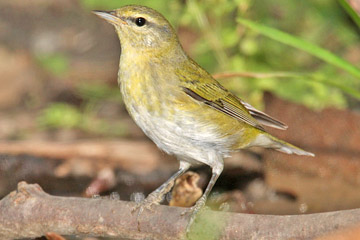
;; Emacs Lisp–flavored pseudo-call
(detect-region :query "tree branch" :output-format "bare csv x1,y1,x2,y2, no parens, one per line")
1,182,360,239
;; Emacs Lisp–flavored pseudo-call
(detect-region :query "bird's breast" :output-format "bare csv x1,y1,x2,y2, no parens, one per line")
118,53,183,116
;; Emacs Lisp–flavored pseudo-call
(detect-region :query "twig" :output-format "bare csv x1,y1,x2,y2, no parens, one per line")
1,182,360,239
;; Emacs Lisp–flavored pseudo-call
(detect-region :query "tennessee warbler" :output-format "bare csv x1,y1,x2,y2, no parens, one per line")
93,4,314,231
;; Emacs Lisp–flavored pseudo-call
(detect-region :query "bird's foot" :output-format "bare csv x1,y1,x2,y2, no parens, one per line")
132,190,164,213
131,191,164,231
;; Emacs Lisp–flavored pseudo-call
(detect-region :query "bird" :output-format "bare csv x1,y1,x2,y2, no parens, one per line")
93,4,314,230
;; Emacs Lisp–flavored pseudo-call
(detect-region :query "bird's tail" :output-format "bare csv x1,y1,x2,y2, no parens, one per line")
256,133,314,157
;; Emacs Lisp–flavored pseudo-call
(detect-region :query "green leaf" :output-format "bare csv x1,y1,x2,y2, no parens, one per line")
237,18,360,79
338,0,360,29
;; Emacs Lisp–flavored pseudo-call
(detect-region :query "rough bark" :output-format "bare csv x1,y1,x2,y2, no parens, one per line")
1,182,360,240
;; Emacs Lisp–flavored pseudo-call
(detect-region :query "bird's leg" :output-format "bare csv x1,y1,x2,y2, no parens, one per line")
133,161,191,216
185,160,223,233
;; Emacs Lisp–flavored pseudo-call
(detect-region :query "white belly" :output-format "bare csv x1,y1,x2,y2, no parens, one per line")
126,103,231,166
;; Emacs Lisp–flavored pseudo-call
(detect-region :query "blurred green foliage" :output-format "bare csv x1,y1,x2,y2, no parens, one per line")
80,0,359,110
238,18,360,99
187,209,225,240
76,82,123,103
338,0,360,28
35,53,69,76
38,0,360,133
39,103,82,129
38,83,128,137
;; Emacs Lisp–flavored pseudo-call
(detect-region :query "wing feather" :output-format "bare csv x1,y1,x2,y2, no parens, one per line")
183,86,265,131
178,60,286,131
239,100,288,130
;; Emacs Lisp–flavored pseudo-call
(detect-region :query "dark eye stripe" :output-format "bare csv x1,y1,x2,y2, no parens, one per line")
128,17,143,24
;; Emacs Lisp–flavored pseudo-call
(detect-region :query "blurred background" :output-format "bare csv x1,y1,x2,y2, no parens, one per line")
0,0,360,228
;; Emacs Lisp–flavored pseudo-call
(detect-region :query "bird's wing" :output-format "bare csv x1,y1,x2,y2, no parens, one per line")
179,62,287,131
239,99,288,130
182,80,265,131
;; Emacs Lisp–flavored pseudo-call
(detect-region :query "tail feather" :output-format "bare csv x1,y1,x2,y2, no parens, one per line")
252,133,314,157
274,141,314,156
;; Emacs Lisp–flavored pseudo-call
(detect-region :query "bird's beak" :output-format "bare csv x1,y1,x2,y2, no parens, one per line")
92,10,127,25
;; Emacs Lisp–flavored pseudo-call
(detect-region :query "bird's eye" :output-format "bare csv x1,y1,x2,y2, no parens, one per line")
135,17,146,27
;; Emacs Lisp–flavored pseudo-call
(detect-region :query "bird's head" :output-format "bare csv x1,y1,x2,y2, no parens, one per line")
93,5,179,53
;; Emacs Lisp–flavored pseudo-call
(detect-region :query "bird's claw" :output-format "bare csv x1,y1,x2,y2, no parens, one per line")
133,194,161,215
132,198,158,215
181,205,195,216
131,191,164,231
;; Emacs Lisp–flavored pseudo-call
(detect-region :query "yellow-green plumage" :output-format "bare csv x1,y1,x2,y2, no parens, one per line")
93,4,314,230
